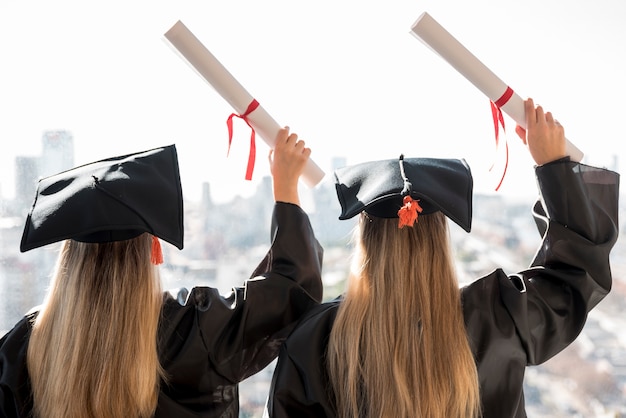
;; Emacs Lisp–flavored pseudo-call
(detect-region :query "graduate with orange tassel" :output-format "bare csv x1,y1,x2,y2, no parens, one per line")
266,99,619,418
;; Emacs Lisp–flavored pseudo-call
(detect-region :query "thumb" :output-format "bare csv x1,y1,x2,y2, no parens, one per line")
515,125,527,144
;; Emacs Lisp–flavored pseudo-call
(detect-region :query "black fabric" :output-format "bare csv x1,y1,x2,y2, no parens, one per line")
266,161,619,418
1,202,323,418
334,156,473,232
20,145,184,252
0,314,34,418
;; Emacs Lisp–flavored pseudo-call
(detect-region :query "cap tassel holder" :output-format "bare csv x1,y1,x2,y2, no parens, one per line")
397,155,423,228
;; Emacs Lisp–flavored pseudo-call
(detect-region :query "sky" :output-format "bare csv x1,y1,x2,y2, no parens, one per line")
1,0,625,204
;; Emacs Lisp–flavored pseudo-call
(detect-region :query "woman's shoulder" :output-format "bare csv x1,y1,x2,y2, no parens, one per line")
303,298,341,323
285,298,342,346
0,312,35,390
1,312,37,347
0,314,35,418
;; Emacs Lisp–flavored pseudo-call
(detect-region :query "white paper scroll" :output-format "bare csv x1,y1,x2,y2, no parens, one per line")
410,12,583,162
163,20,325,187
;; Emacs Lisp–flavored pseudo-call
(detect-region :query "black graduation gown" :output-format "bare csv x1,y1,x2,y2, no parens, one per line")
0,202,324,418
266,161,620,418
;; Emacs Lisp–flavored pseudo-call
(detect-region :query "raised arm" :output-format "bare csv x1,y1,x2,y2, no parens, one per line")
207,127,322,381
502,99,618,362
461,99,618,416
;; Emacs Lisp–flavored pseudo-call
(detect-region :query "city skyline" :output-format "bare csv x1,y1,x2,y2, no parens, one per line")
2,170,625,415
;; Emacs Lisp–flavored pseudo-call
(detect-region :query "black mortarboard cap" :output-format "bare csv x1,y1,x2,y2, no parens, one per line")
334,156,473,232
20,145,184,252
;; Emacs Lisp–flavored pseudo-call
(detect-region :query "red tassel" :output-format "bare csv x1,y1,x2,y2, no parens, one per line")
398,196,423,228
151,236,163,265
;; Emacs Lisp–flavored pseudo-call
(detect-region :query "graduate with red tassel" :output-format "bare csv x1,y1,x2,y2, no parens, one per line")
1,127,323,418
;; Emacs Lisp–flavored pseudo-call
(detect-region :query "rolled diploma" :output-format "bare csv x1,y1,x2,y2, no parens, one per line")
410,12,583,162
163,20,325,187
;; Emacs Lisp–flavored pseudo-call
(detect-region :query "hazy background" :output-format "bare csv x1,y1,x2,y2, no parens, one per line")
1,0,624,203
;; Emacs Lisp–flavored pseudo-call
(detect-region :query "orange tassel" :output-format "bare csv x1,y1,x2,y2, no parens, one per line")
398,196,423,228
151,235,163,265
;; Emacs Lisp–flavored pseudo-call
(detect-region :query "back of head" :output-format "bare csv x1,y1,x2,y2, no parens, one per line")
355,210,454,290
327,155,480,418
22,145,183,418
29,234,164,418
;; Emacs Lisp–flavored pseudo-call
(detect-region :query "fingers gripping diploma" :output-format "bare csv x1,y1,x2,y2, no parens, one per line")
515,98,568,166
269,127,312,206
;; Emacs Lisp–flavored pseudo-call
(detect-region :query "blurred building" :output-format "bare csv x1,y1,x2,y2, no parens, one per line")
14,156,39,213
40,130,74,177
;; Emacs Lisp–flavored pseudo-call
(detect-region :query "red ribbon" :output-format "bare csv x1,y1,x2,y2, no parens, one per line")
226,99,260,180
489,87,513,191
493,86,513,108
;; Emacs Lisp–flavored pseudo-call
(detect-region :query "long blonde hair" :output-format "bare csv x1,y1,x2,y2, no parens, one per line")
27,234,164,418
327,212,480,418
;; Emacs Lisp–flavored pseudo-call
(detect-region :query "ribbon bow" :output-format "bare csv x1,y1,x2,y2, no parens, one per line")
489,86,513,191
226,99,260,180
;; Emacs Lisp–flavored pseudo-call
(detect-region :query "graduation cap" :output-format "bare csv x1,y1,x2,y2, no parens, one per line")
334,155,473,232
20,145,184,252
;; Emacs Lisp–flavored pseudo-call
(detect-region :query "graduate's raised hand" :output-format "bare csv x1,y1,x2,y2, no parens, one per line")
269,126,311,205
515,98,568,165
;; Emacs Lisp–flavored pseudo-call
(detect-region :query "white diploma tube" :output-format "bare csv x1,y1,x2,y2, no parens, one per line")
410,12,583,162
164,20,326,187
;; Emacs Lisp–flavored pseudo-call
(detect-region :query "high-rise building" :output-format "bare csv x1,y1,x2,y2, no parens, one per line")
201,182,214,210
40,130,74,177
331,156,347,171
14,156,39,213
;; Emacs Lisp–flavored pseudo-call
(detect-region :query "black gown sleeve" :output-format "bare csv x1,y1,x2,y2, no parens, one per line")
462,161,619,417
159,202,324,385
515,161,618,362
209,201,324,382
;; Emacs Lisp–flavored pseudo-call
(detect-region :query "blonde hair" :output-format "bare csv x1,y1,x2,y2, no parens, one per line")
327,212,480,418
27,234,164,418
